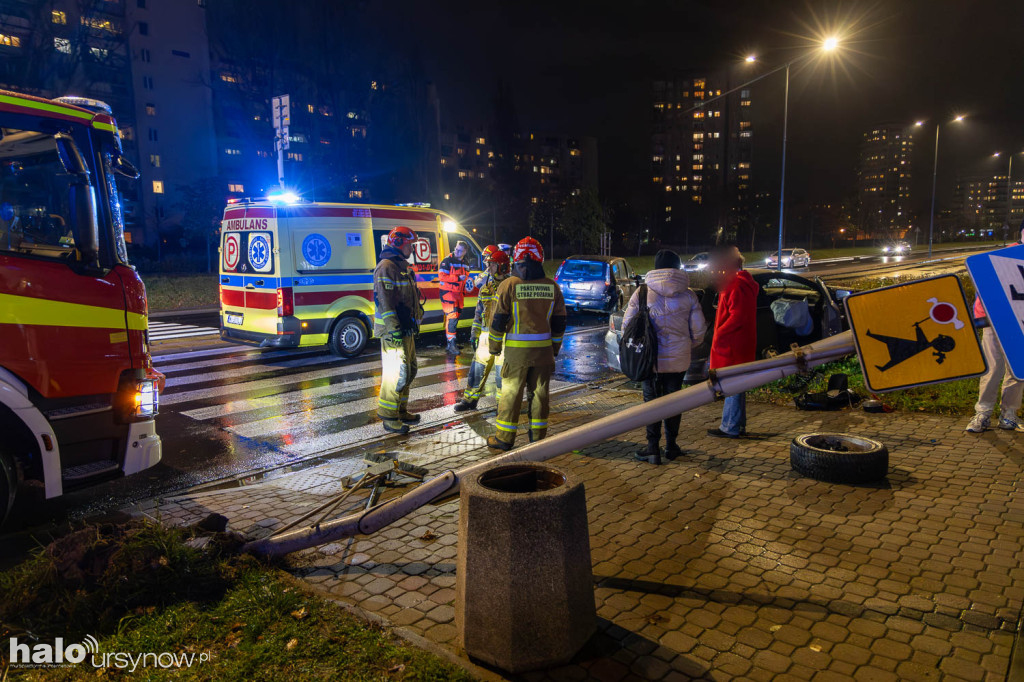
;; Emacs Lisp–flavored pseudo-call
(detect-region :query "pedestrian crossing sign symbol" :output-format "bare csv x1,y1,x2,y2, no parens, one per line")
844,274,987,393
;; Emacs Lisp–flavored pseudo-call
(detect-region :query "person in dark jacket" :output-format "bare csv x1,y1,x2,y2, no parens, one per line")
707,244,758,438
622,249,707,464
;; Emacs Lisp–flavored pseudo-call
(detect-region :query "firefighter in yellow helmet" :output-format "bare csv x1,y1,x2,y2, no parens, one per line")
454,247,511,412
486,237,567,450
374,226,425,435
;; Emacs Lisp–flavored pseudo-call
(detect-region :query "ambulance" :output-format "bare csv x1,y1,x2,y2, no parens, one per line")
218,200,487,356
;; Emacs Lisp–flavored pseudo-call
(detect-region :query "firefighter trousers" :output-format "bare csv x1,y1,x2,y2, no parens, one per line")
462,353,503,402
494,364,551,446
378,335,418,420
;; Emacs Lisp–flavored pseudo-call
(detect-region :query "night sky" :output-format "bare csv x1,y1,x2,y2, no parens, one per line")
364,0,1024,216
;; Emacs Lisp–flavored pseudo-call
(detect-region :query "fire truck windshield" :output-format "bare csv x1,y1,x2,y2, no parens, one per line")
0,128,79,260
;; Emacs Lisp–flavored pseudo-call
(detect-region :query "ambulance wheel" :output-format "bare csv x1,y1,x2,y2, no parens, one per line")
0,450,17,529
329,316,369,358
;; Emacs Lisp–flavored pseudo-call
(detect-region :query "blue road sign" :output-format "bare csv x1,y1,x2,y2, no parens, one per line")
966,243,1024,379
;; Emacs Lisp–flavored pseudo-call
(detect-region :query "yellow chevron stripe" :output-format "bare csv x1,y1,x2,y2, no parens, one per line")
0,293,146,330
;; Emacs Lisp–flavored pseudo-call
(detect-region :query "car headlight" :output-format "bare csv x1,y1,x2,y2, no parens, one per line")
765,258,771,264
114,372,159,422
783,258,791,265
882,246,890,252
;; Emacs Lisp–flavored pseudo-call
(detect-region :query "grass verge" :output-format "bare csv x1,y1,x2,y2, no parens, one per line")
143,274,220,312
0,520,473,681
751,356,980,416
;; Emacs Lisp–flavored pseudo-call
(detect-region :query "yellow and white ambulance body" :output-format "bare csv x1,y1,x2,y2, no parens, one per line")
218,200,486,356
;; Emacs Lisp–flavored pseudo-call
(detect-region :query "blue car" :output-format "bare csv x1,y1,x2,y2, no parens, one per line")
555,255,639,314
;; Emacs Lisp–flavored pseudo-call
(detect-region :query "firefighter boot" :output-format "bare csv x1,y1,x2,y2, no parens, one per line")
453,399,478,412
487,435,514,451
382,419,410,435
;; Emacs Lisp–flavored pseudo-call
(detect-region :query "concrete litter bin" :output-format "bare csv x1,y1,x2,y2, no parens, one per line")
456,462,597,673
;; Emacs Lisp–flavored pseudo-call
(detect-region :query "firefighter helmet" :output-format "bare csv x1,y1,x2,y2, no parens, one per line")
488,248,511,274
482,244,499,261
498,243,513,256
512,237,544,263
387,225,416,247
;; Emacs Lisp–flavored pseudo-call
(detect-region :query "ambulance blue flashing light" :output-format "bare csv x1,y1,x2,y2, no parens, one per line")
267,191,301,204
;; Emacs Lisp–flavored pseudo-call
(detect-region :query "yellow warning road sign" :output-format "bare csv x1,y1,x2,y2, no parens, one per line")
844,274,987,393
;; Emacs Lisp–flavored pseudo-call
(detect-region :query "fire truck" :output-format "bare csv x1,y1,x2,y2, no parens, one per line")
0,90,163,527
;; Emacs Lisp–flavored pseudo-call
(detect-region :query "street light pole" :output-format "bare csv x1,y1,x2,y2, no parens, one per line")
777,62,790,271
1006,155,1014,246
928,123,940,259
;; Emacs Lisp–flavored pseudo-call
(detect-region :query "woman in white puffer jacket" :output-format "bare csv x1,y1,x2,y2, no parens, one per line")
622,249,707,464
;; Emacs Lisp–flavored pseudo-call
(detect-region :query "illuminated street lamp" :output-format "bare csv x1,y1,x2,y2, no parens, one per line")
754,35,841,270
918,115,966,258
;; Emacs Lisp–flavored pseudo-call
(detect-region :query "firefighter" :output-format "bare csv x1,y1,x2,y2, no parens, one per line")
486,237,566,451
455,248,511,412
470,244,501,349
374,226,425,435
439,240,472,355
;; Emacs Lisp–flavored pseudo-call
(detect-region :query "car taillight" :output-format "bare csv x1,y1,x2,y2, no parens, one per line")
277,287,294,317
606,266,612,286
113,369,159,423
609,316,616,332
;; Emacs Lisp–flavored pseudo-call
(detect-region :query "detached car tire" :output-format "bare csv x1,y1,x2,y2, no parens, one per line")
790,433,888,484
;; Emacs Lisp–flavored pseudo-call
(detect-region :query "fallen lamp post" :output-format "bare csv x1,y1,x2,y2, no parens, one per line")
242,330,857,557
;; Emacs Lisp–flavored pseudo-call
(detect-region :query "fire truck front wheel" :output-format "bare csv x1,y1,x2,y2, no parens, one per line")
329,316,370,358
0,449,17,529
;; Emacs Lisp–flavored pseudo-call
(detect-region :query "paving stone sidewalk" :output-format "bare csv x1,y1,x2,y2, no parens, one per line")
133,385,1024,681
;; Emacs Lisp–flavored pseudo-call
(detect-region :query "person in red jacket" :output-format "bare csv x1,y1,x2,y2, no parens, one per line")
706,244,759,438
439,240,472,355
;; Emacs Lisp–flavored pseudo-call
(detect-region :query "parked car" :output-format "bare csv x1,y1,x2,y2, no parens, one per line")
684,252,710,271
765,248,811,268
606,268,850,380
881,241,911,255
555,255,640,313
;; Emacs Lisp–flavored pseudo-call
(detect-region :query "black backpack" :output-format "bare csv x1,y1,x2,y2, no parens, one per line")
619,285,658,382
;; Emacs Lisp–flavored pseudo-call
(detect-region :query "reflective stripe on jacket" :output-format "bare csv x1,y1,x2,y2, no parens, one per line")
373,250,424,337
439,255,471,304
489,275,567,368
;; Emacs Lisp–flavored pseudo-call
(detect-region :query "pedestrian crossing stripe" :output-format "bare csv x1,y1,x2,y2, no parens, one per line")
148,320,219,341
152,344,573,460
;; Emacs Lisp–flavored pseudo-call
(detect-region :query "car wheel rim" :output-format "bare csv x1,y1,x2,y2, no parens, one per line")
340,323,364,352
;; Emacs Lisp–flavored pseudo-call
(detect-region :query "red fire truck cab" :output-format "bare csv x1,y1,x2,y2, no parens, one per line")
0,90,163,527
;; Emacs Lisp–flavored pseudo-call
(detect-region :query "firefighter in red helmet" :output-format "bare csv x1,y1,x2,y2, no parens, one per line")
374,226,424,434
486,236,567,450
455,247,511,412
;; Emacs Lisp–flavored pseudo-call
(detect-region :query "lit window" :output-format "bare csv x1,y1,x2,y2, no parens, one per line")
478,172,485,179
288,134,306,143
152,180,164,194
652,176,663,184
0,34,22,47
444,193,451,200
350,126,366,138
287,152,303,161
457,147,465,156
349,190,363,199
440,158,448,166
693,112,704,119
475,137,485,145
476,148,481,156
224,148,241,155
320,137,331,145
739,121,751,129
487,150,494,159
307,104,314,113
145,103,156,116
569,149,580,157
531,197,539,204
52,10,67,23
741,100,751,107
320,106,332,117
370,81,378,90
228,183,244,193
458,170,469,179
54,37,71,54
81,16,119,33
120,127,134,141
149,154,160,167
652,155,664,163
220,73,238,83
